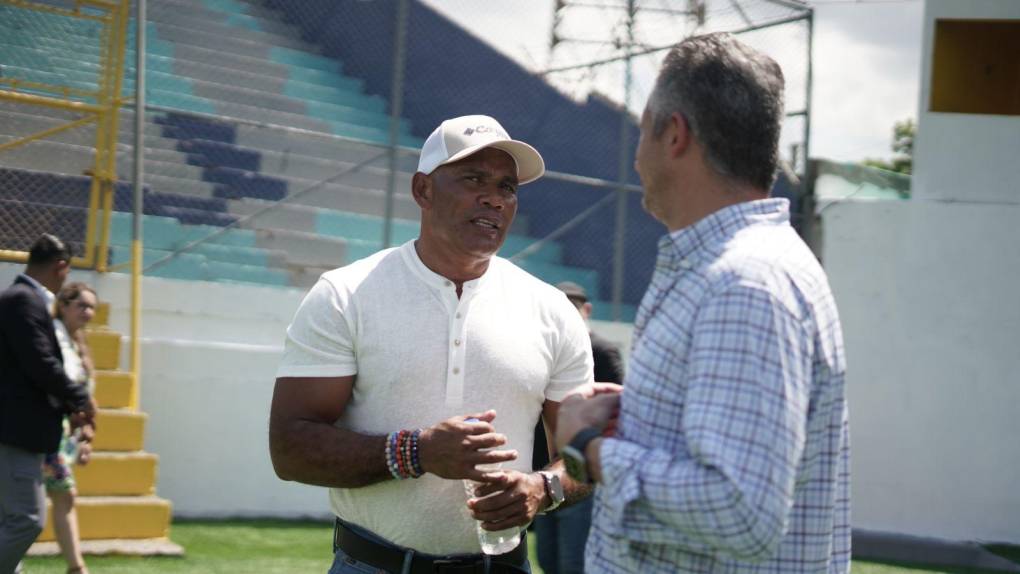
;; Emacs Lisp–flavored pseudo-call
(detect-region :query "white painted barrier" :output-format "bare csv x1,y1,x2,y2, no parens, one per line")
822,200,1020,544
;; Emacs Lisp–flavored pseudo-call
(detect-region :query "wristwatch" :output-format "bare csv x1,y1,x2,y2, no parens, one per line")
537,471,565,514
562,427,603,485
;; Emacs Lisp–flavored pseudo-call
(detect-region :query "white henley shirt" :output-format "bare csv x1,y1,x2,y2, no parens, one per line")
276,240,594,554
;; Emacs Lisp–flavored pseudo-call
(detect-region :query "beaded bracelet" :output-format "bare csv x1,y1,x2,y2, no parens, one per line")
401,431,412,477
395,430,409,478
410,429,424,477
385,431,401,479
404,429,420,478
385,428,426,480
393,431,404,479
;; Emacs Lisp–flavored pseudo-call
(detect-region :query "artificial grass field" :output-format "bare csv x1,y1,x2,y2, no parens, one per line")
22,520,1018,573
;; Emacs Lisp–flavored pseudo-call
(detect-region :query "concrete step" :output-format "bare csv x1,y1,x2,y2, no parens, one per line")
93,302,110,327
151,11,313,55
253,227,350,269
0,137,96,175
230,122,414,164
147,2,312,49
37,495,171,541
143,173,219,199
75,451,158,496
94,370,133,409
171,42,290,82
141,158,206,181
93,409,146,452
85,329,121,371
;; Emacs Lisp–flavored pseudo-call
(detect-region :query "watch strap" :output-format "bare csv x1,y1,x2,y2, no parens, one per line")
569,427,603,455
563,427,603,484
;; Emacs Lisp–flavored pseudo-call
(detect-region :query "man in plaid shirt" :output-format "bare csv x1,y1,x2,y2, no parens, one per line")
555,33,850,573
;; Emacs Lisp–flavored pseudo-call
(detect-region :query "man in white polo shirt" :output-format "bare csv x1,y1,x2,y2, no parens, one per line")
270,115,596,574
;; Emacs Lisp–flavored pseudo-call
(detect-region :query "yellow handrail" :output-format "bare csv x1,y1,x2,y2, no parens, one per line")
0,0,110,22
0,114,99,153
0,89,104,113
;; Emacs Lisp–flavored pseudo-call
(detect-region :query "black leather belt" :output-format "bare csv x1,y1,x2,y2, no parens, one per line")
333,518,529,574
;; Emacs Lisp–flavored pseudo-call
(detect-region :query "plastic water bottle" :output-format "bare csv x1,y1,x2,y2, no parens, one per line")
463,419,522,555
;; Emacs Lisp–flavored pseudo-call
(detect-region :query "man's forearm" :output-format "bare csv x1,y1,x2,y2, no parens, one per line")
270,418,391,488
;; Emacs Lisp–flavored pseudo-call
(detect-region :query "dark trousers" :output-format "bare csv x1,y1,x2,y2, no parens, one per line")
0,443,45,574
533,497,593,574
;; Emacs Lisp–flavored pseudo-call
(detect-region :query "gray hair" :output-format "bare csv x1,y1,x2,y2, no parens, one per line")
649,33,785,191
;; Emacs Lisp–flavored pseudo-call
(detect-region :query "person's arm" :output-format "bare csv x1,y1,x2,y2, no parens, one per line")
270,376,517,488
1,291,91,415
540,399,594,506
559,285,814,561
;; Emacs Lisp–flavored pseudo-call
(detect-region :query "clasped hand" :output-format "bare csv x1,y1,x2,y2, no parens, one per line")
418,409,546,529
418,410,517,482
554,382,623,455
69,396,98,432
467,470,546,531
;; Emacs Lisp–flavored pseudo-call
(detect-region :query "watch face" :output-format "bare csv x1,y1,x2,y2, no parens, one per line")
549,474,565,502
543,471,565,504
562,446,590,484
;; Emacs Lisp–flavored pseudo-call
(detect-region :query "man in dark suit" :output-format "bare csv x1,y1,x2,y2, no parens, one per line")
532,282,624,574
0,234,96,573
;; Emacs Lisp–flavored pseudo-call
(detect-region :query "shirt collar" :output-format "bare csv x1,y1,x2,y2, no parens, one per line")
657,198,790,271
19,273,56,309
399,240,492,293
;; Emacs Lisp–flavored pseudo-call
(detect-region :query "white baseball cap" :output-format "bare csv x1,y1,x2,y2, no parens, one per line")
416,115,545,184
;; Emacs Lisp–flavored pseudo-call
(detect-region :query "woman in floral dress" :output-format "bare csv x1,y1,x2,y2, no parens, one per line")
43,282,98,574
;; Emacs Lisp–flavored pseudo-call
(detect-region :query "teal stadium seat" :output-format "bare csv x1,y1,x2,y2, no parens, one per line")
107,213,290,287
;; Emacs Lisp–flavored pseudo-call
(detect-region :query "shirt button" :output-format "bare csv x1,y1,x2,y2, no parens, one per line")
453,367,460,375
444,281,451,287
454,339,461,346
455,312,462,319
679,258,692,269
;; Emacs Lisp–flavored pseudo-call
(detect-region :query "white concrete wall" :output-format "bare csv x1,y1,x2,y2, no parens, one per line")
139,336,329,518
912,0,1020,203
822,200,1020,544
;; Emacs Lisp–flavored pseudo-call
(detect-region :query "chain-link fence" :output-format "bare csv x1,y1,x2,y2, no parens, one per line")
0,0,131,266
1,0,811,321
0,102,97,259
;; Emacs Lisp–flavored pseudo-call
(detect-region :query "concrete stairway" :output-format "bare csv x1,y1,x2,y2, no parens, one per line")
30,302,180,555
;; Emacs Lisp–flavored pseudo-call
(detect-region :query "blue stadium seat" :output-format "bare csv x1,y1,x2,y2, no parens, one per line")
208,167,288,202
179,139,261,172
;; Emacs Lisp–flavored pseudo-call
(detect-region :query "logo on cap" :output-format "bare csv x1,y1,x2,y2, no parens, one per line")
464,125,507,138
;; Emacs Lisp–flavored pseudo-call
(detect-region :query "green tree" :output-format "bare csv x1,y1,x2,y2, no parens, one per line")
862,118,914,175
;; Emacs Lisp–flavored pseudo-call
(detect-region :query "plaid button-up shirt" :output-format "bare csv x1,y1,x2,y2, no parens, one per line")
587,199,850,573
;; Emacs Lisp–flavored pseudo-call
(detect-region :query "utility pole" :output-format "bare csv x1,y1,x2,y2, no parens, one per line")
610,0,635,321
